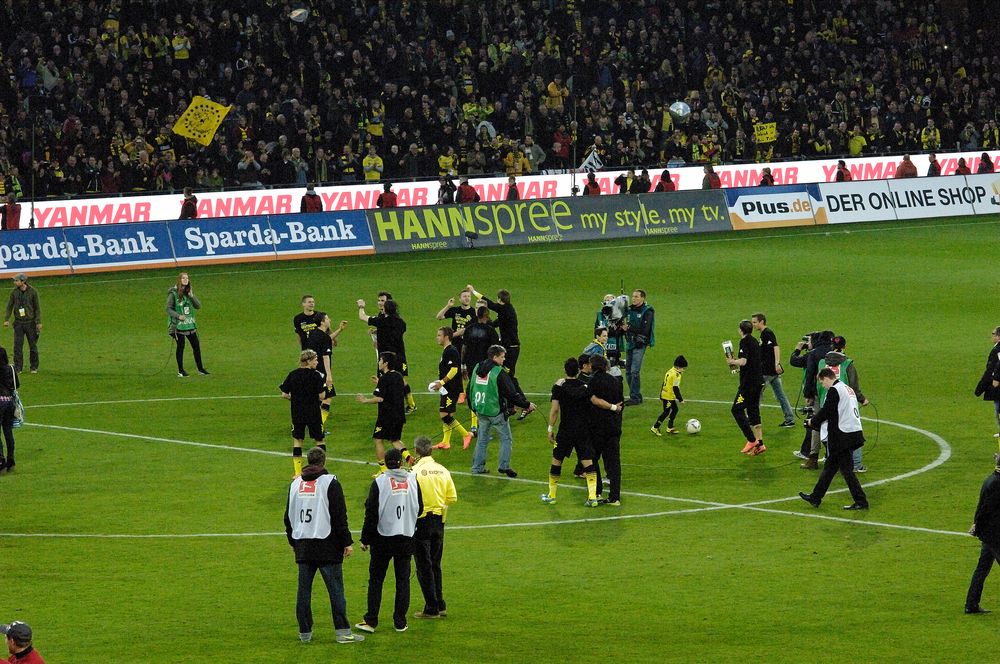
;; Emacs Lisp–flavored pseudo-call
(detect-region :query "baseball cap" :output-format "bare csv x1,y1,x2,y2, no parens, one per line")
384,448,403,469
0,621,32,642
13,273,26,282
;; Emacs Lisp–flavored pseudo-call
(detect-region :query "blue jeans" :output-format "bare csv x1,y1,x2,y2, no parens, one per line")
762,374,795,421
471,412,513,472
625,346,647,401
852,447,863,468
296,562,350,635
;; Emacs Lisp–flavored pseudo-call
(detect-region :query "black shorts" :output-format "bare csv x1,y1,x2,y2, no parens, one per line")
292,418,324,442
439,391,459,413
734,384,763,423
553,432,594,462
373,419,403,442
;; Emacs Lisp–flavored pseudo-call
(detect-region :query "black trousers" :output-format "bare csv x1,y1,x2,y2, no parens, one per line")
593,430,622,502
12,320,38,372
364,536,413,629
967,541,1000,610
504,345,526,401
0,399,14,464
414,515,446,615
173,331,205,372
810,447,868,506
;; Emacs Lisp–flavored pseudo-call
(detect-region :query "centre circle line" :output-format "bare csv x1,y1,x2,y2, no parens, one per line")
8,395,956,539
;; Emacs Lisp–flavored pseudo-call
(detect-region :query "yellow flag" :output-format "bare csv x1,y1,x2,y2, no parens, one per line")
172,96,232,146
754,122,777,144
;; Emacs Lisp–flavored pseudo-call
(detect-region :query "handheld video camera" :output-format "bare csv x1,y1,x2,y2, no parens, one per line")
601,294,629,324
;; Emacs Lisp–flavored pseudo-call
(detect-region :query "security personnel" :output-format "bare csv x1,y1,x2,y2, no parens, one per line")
798,368,869,510
468,345,536,476
412,436,458,619
355,448,423,634
284,447,364,644
430,327,473,450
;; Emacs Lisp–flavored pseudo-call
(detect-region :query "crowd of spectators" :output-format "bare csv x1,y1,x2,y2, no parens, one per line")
1,0,1000,200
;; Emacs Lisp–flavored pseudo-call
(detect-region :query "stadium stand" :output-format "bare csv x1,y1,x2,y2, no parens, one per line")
1,0,999,198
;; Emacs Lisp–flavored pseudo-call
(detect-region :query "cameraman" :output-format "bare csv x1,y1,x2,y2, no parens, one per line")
595,294,627,377
790,331,835,467
622,290,654,405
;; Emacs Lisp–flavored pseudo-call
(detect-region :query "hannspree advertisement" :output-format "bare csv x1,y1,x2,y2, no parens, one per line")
367,190,732,253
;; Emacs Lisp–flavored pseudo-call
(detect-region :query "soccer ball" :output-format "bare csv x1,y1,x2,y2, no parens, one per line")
427,381,440,393
686,418,701,434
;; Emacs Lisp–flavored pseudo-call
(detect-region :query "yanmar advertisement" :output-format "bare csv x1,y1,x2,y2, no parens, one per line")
367,191,732,253
26,149,1000,228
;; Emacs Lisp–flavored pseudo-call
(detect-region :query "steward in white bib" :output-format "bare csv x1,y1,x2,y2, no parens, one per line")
357,449,423,631
285,460,353,563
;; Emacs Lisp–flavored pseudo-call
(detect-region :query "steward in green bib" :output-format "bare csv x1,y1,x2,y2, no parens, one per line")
468,345,536,477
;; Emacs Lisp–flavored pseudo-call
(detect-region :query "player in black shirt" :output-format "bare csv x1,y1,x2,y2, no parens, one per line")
467,284,528,418
279,349,327,476
436,289,475,366
587,355,624,505
460,306,499,435
543,357,602,507
304,313,347,429
430,327,474,450
726,319,766,456
293,294,324,349
356,351,414,475
358,296,416,413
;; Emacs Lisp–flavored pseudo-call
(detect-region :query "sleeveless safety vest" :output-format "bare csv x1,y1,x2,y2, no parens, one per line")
287,474,336,540
816,357,852,406
468,363,503,416
374,469,419,537
169,291,196,332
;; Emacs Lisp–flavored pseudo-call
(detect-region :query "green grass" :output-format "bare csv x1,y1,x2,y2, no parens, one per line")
3,215,1000,662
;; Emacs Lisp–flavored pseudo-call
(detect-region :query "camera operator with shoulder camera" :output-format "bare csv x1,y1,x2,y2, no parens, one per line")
790,330,835,468
622,290,655,405
596,294,628,378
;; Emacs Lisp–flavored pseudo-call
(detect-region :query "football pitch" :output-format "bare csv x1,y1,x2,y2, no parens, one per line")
3,215,998,662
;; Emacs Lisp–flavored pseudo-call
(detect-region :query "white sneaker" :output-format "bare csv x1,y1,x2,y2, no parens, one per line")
336,633,365,643
299,632,312,643
793,451,808,460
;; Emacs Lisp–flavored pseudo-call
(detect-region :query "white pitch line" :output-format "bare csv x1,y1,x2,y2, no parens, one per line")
10,403,963,539
38,216,994,289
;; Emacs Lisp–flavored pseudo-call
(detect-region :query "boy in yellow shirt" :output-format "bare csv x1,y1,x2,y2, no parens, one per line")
651,355,688,435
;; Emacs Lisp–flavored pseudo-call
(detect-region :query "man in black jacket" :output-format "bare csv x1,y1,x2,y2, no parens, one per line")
965,453,1000,614
284,447,365,644
468,345,537,477
798,368,869,510
588,355,625,505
